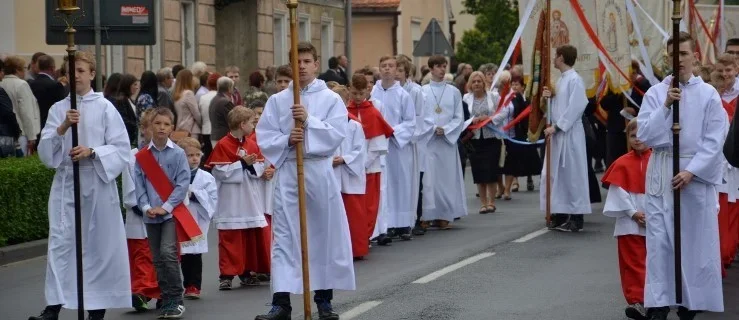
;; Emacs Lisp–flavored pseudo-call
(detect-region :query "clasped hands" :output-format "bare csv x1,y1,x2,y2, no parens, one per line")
146,207,168,218
289,104,308,146
631,212,646,228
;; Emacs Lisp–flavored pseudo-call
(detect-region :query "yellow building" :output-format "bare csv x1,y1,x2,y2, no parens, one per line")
351,0,452,71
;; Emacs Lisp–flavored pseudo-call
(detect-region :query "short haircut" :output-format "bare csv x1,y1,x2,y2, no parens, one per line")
74,51,96,72
325,81,340,89
291,41,318,62
157,67,173,83
328,57,339,69
248,99,265,110
478,63,498,74
556,45,578,67
350,74,369,89
199,72,210,89
206,72,221,90
190,61,208,77
356,67,373,76
249,71,265,88
666,31,695,52
726,38,739,47
715,53,737,67
332,85,349,101
31,52,46,63
379,55,396,64
497,70,512,87
217,76,234,93
396,58,412,77
227,106,254,130
224,65,240,75
511,75,524,85
626,118,638,134
276,64,292,78
177,137,202,151
3,56,25,74
465,71,488,92
631,59,641,74
37,55,55,72
172,64,185,77
396,54,412,62
427,55,447,68
152,107,175,124
139,108,158,129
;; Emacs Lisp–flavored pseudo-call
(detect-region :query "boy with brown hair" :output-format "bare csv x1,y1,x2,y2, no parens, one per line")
206,106,271,290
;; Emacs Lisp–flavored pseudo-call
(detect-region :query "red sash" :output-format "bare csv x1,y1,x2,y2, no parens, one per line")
467,91,515,131
135,147,203,244
723,97,737,123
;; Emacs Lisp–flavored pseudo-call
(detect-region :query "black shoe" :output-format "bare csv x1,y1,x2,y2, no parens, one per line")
647,307,669,320
28,306,60,320
254,305,292,320
412,226,426,236
87,310,105,320
625,303,647,320
399,227,413,240
375,234,392,246
132,294,149,312
527,178,534,191
317,301,339,320
677,307,697,320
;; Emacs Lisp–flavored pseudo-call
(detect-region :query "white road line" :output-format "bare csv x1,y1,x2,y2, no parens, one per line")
340,300,383,320
512,228,550,243
412,252,496,284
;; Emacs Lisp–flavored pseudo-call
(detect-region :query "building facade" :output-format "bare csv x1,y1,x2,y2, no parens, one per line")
1,0,347,93
351,0,452,73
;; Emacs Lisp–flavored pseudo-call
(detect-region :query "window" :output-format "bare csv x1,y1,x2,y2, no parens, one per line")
273,11,287,65
321,18,334,70
146,0,163,71
181,0,196,67
411,19,422,66
298,13,310,42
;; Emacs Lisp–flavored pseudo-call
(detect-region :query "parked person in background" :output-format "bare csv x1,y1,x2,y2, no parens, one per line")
30,55,65,136
104,73,122,105
0,59,21,158
1,55,40,156
263,65,278,96
224,66,244,106
274,64,293,92
208,76,236,148
173,69,202,141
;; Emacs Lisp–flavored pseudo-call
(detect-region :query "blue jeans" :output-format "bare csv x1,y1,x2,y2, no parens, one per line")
146,219,184,304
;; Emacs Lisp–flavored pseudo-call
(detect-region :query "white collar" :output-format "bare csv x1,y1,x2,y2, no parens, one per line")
148,138,175,151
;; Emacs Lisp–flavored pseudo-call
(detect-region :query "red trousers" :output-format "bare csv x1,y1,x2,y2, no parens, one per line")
617,235,646,305
365,173,381,238
719,193,732,275
730,202,739,265
218,226,271,277
342,193,369,258
127,238,160,299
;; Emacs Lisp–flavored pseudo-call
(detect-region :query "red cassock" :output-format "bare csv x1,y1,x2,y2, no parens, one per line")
601,149,649,304
730,203,739,266
206,134,272,276
127,238,160,299
719,97,737,274
347,100,394,242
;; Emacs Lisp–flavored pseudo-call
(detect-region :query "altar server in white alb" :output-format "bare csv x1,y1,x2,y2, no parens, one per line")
421,55,467,229
541,44,591,232
31,51,132,320
370,55,417,240
177,137,218,299
396,56,435,236
255,42,354,320
636,32,726,319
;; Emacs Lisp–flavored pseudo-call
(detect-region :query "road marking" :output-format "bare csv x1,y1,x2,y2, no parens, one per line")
412,252,495,284
512,228,550,243
340,301,383,320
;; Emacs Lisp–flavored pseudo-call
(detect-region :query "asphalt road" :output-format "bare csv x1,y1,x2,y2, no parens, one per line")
1,173,737,320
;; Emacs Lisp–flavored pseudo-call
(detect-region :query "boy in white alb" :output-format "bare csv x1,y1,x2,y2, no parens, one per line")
178,137,217,299
206,106,269,290
601,119,649,320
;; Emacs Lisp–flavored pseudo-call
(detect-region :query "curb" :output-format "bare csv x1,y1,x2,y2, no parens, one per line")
0,239,48,266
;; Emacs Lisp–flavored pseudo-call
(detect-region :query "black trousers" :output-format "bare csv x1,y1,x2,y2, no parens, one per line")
181,253,203,289
459,142,467,178
416,172,424,225
272,289,333,309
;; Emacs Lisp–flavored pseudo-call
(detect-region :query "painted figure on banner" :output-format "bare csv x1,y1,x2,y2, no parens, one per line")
551,10,570,47
607,13,618,52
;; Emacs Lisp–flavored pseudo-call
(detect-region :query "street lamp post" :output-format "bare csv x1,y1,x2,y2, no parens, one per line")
55,1,86,319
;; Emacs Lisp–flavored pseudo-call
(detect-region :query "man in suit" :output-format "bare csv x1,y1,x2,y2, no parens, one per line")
29,55,65,135
338,55,350,84
318,57,347,85
208,76,236,148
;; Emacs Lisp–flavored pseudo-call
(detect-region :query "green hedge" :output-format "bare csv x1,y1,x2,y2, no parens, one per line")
0,156,55,247
0,156,123,247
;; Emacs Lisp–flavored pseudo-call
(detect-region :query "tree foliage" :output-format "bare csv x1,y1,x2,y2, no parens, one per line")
456,0,520,69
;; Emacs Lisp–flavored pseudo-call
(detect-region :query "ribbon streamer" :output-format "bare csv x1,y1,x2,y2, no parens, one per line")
490,0,537,91
625,0,659,86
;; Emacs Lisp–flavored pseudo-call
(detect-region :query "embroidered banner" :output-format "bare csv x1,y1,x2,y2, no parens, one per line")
695,4,739,62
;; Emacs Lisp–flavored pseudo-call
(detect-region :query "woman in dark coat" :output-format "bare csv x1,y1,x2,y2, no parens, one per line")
501,76,542,194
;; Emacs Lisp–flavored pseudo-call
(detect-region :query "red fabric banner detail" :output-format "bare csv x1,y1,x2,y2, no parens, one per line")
135,148,203,243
